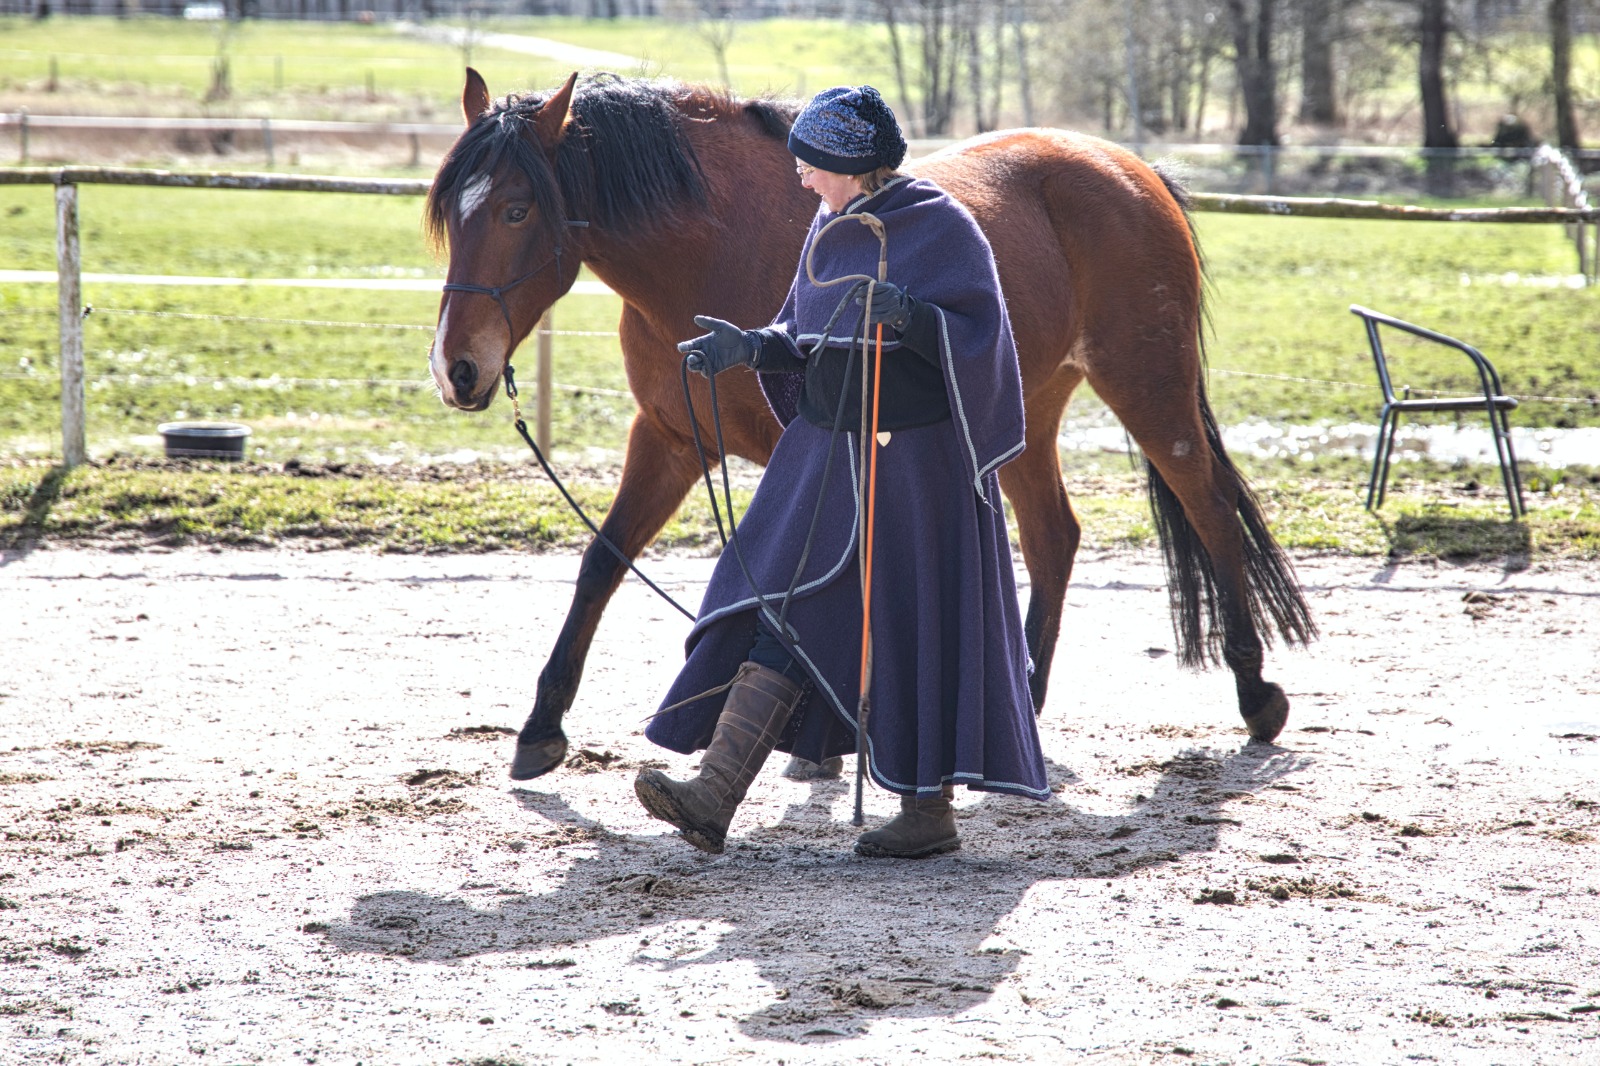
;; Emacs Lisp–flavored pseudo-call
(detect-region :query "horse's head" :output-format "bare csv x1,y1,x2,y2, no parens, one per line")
425,69,585,412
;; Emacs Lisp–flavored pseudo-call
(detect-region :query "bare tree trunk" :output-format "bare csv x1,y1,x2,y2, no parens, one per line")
1419,0,1457,150
1125,4,1145,144
879,1,920,136
1419,0,1458,194
1299,0,1339,125
1012,0,1035,126
1227,0,1280,146
987,1,1006,132
920,0,954,135
1551,0,1581,151
969,21,988,132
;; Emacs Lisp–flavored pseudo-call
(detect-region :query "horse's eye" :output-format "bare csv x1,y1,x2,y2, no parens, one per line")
506,205,529,224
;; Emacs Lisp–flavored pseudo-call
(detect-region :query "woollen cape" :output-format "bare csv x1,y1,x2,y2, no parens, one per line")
645,176,1048,800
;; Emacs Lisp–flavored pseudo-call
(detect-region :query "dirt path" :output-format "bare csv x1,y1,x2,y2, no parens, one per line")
1,547,1597,1064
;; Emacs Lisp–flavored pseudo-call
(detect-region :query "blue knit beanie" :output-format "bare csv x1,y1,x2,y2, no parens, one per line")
788,85,907,175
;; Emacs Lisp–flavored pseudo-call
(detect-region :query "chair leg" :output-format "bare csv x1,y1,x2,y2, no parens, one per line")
1491,408,1525,519
1373,412,1401,511
1366,408,1394,511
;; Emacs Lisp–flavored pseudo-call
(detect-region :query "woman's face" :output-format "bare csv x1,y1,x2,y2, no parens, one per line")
798,162,864,214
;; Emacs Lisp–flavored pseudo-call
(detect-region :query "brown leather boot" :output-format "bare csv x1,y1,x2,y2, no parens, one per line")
854,784,960,858
634,662,803,854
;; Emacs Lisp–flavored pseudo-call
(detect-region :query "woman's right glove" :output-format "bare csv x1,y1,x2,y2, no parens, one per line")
678,315,761,377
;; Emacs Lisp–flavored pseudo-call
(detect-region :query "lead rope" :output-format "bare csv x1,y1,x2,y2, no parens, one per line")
503,367,696,621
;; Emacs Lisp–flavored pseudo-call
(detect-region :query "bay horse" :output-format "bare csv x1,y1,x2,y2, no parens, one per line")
424,70,1316,781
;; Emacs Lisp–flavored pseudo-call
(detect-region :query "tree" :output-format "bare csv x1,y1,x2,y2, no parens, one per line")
666,0,738,88
1298,0,1341,124
1417,0,1458,192
1550,0,1581,152
877,0,968,136
1418,0,1457,150
1226,0,1281,145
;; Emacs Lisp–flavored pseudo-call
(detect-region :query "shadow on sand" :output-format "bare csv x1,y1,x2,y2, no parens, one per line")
326,745,1306,1043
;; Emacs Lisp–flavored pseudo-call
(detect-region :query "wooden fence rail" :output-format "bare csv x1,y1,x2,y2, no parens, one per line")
2,166,1597,468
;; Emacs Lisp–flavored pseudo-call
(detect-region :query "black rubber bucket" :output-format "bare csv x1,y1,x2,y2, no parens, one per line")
158,421,251,460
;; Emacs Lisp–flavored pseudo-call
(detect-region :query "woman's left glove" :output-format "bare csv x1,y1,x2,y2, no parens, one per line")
677,315,762,376
861,281,916,332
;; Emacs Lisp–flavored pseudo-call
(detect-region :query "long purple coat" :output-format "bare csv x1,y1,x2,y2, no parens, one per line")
644,177,1048,800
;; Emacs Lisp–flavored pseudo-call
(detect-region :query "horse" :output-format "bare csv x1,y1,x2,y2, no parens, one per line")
423,70,1316,781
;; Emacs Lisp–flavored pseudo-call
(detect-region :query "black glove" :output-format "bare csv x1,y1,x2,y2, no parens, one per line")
859,280,916,332
677,315,761,377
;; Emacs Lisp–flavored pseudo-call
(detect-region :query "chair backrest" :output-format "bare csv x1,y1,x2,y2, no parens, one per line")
1349,304,1510,406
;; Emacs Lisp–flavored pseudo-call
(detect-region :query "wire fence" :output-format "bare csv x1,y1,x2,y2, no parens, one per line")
3,165,1599,470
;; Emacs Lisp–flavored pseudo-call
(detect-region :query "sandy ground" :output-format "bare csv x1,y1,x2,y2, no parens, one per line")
1,545,1597,1065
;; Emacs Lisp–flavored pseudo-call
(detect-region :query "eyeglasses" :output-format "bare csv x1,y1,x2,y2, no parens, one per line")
794,163,816,178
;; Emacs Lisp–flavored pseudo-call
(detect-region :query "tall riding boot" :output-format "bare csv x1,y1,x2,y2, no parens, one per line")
634,661,803,854
854,783,960,859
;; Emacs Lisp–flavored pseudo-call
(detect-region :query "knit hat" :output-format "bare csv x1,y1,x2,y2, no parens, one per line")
788,85,907,175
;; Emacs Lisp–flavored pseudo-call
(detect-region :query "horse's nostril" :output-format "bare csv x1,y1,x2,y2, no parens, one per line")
449,359,478,396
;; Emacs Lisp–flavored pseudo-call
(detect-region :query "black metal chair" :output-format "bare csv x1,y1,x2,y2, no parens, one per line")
1350,304,1525,519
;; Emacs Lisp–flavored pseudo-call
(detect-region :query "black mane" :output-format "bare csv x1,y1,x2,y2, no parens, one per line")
426,75,797,249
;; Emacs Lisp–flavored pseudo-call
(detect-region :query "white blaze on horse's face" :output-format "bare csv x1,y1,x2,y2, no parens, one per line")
458,173,494,221
430,171,499,407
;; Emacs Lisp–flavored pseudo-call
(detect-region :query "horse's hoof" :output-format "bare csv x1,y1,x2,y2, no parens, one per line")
782,754,844,781
509,733,569,780
1241,683,1290,743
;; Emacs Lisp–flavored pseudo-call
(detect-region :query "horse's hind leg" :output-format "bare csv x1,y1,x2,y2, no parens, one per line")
998,370,1083,713
511,410,707,779
1098,378,1311,743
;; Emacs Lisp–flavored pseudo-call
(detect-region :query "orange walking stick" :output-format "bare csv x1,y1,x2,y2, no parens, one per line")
803,211,889,827
853,313,886,826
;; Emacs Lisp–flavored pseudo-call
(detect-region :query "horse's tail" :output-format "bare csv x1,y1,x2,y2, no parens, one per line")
1144,391,1317,668
1143,164,1316,668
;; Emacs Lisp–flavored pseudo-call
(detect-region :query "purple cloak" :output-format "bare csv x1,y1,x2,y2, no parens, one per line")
644,176,1048,800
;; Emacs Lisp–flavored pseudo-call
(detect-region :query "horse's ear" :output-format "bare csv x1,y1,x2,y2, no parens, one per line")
462,67,491,126
532,71,579,149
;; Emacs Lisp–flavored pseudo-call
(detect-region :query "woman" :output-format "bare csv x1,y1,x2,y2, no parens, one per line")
634,85,1047,859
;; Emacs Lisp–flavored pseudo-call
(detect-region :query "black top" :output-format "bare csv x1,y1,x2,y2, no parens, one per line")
755,298,950,432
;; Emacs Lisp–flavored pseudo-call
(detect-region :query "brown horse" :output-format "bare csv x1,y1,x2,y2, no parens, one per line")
424,70,1316,781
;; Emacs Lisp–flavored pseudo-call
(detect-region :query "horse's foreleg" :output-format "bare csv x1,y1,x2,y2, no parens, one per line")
511,412,706,780
998,381,1081,714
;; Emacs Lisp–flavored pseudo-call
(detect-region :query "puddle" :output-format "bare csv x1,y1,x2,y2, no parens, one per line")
1060,420,1600,469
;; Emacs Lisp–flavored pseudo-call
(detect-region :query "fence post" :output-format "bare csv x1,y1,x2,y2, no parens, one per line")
56,182,86,468
536,310,553,456
18,109,28,165
262,117,274,168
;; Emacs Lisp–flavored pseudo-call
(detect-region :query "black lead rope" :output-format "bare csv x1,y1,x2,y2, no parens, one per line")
495,265,873,730
503,364,696,623
676,281,872,705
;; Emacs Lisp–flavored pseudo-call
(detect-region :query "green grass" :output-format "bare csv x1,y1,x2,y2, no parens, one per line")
4,459,1595,561
1194,213,1600,433
0,16,558,114
0,15,893,116
0,458,743,553
2,18,1598,558
2,182,1597,471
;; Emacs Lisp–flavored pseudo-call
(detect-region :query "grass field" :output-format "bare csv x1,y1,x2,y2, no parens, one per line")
0,15,891,118
4,15,1600,136
1,181,1595,466
2,16,1597,557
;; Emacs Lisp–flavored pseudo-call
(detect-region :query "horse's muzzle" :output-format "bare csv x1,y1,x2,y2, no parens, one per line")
448,358,478,397
441,359,497,412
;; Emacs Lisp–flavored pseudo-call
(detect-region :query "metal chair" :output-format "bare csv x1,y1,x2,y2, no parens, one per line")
1350,304,1525,519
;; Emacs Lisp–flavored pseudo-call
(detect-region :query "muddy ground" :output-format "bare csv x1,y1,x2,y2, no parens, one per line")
1,546,1597,1065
